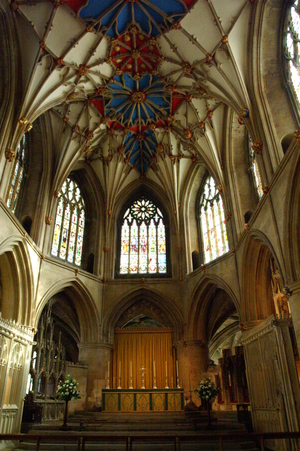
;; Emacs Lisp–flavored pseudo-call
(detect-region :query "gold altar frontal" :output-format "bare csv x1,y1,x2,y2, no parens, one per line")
102,389,184,412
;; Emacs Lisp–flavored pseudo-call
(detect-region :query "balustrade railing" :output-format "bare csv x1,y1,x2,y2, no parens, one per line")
1,431,300,451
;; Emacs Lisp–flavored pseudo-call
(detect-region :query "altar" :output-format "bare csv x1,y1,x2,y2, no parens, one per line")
102,389,184,412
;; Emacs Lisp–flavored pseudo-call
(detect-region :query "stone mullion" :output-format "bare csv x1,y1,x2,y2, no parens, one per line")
128,221,131,273
137,222,140,273
57,196,65,259
73,207,80,265
147,223,149,274
156,220,158,273
218,197,226,254
211,200,218,259
8,162,21,210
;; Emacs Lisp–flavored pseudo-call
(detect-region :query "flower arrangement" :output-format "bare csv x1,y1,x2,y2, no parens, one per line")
194,377,220,402
57,375,80,402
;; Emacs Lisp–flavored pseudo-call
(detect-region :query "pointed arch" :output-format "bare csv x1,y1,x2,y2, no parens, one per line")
51,177,86,266
35,278,101,343
103,287,184,345
187,275,240,344
114,181,172,278
199,175,229,263
240,230,280,323
0,235,34,325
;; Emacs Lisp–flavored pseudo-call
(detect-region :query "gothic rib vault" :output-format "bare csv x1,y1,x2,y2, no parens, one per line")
2,0,300,440
13,0,253,211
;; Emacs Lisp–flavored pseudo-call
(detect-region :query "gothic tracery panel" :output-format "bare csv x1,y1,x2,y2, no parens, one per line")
120,197,167,275
51,178,85,266
200,176,228,263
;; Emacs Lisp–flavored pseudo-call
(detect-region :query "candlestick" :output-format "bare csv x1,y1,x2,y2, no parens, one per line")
176,360,179,378
153,361,157,389
129,361,133,389
141,365,146,389
118,361,121,389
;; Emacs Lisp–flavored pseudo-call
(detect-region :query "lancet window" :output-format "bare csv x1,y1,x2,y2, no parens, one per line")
120,197,167,275
6,135,27,213
284,0,300,109
249,138,263,199
51,178,85,266
200,176,229,263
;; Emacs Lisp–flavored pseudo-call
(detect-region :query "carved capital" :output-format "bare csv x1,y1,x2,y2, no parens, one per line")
252,139,263,154
45,216,53,225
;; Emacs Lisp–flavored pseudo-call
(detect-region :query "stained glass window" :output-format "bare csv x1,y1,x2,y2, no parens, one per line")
51,178,85,266
6,135,26,213
120,197,166,275
200,176,229,263
284,1,300,108
249,137,263,199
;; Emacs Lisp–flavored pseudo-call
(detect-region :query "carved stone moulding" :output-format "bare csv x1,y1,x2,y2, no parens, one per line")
5,148,16,162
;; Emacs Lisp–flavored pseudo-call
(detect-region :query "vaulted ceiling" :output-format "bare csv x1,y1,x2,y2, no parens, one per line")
14,0,253,209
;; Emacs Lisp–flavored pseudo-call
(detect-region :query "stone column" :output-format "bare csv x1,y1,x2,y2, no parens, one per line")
177,340,208,406
78,343,112,410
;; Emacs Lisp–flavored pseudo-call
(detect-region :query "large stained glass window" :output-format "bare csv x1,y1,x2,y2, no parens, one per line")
120,197,167,275
51,178,85,266
6,135,27,213
284,1,300,108
200,176,229,263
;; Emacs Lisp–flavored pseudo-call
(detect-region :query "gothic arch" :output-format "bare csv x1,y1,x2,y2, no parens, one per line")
240,231,279,323
187,275,240,344
35,278,100,343
114,178,173,223
0,235,34,325
113,180,174,278
47,165,105,274
103,287,184,345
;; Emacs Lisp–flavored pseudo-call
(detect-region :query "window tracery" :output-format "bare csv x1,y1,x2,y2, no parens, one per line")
6,135,27,213
120,197,167,275
51,178,85,266
200,176,228,263
284,0,300,108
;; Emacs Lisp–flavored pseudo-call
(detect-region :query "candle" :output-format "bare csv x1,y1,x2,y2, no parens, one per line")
165,360,167,377
130,361,132,378
108,360,110,378
176,360,179,378
119,361,121,378
153,361,156,378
